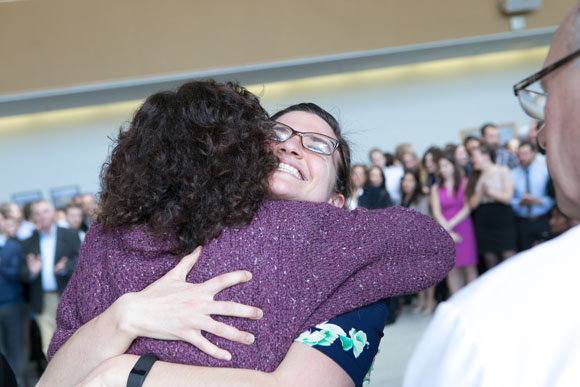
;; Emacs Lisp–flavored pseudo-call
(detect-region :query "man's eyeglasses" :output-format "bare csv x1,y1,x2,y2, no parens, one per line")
271,122,341,157
513,47,580,120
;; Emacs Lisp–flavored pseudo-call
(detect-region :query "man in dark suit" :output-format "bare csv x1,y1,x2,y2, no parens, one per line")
0,210,24,386
20,200,80,355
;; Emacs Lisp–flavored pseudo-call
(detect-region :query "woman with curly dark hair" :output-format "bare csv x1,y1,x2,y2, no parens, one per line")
98,80,278,255
41,82,454,387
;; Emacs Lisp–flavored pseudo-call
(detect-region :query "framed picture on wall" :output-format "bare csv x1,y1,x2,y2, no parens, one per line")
460,122,517,146
11,190,43,207
51,185,81,210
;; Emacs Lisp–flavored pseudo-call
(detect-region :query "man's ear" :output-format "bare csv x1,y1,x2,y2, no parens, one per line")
328,193,345,209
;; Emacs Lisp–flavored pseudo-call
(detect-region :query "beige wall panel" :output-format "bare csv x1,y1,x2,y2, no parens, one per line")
0,0,576,94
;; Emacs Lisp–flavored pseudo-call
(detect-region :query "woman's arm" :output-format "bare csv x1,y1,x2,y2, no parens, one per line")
485,168,514,205
39,248,263,387
468,180,485,210
447,203,471,231
77,342,354,387
429,184,449,228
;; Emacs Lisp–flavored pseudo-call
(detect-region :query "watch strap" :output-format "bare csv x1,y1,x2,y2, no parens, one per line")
127,354,158,387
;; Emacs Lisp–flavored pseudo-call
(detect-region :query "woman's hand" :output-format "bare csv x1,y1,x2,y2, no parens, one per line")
117,247,262,361
449,231,463,243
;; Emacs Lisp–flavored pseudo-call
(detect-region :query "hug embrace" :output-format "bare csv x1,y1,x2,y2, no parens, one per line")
40,80,454,387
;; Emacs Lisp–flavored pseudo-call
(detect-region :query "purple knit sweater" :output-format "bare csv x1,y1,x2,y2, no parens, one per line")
49,200,454,371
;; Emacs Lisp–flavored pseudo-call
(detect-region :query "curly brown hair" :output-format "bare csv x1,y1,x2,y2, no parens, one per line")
99,80,278,255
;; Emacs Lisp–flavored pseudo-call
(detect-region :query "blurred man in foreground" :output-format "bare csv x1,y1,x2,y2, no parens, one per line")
404,5,580,386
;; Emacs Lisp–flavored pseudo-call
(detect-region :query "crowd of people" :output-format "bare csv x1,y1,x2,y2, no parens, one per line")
0,194,97,386
1,122,578,387
1,121,578,387
1,83,455,387
349,121,577,313
3,5,580,382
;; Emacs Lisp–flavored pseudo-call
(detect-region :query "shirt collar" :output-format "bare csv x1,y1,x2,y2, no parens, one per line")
39,224,57,238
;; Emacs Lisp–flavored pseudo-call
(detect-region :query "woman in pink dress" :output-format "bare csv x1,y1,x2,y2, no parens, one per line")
430,154,478,295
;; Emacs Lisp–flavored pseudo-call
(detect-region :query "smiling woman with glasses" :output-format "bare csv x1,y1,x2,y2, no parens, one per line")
271,121,348,193
271,103,351,201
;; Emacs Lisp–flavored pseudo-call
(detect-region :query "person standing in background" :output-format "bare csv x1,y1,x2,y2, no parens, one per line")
359,166,393,210
465,145,516,269
422,147,443,188
463,135,481,156
78,194,98,232
454,144,471,177
370,147,406,205
61,204,86,242
430,155,478,295
479,123,519,169
400,169,436,314
20,200,81,355
510,140,554,251
348,164,367,210
0,211,24,386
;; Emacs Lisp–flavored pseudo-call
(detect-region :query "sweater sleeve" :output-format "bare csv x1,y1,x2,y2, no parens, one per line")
310,206,454,330
47,224,108,360
264,201,455,333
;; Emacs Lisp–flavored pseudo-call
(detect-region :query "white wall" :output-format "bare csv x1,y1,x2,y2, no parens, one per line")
256,47,546,164
0,47,546,203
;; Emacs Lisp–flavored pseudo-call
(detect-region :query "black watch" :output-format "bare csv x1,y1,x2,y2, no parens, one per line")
127,354,158,387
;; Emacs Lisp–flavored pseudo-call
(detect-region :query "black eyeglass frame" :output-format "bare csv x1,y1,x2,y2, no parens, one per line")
271,122,341,155
513,47,580,95
513,48,580,155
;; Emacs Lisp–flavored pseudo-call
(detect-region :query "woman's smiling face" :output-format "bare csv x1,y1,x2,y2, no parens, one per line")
268,111,344,208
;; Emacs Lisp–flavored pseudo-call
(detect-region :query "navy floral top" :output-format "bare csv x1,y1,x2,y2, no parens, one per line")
295,300,389,386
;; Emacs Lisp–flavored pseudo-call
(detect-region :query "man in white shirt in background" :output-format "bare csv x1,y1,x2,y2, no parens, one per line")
403,4,580,386
369,147,406,205
20,200,81,355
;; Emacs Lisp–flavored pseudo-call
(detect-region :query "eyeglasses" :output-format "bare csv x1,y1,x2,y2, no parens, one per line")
271,122,341,157
513,48,580,120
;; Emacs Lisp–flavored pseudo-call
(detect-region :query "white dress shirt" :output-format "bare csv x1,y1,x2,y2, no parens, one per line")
39,225,58,292
404,225,580,387
384,165,404,206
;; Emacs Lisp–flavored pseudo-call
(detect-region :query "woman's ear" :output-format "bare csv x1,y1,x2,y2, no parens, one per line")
328,193,345,208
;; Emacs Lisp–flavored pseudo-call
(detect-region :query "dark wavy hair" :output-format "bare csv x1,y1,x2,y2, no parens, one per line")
465,145,496,200
436,153,462,197
367,165,387,191
400,169,425,207
99,80,278,255
271,103,352,200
